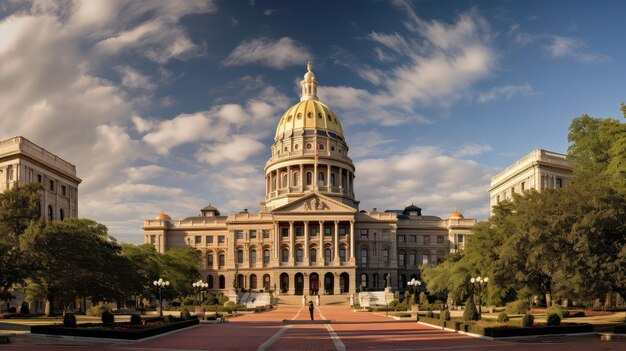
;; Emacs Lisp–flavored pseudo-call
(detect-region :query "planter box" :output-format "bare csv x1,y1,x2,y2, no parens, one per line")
482,323,593,338
30,319,199,340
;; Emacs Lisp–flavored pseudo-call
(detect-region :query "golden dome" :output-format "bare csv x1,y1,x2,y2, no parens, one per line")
449,211,464,219
275,99,344,140
155,212,171,220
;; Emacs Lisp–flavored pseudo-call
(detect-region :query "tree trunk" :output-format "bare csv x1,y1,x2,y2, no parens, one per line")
45,292,54,317
545,292,552,307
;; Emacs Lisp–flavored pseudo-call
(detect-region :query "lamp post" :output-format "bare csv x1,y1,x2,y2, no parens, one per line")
153,278,170,317
192,280,209,305
407,278,422,306
470,276,488,319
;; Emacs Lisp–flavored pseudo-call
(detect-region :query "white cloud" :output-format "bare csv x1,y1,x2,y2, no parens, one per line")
195,135,265,166
355,146,495,220
478,83,535,103
115,66,156,91
454,143,493,157
545,35,608,63
223,37,312,69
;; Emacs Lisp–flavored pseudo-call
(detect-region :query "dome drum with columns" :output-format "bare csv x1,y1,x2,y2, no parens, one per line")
143,64,476,299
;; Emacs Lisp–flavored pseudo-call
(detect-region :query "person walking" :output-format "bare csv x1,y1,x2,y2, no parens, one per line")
308,300,314,320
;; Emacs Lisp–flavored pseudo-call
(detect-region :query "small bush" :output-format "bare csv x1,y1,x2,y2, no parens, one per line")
440,310,451,321
224,301,235,308
398,313,411,317
101,310,114,325
395,303,408,311
569,311,585,318
19,303,30,315
183,297,195,306
130,314,142,325
505,300,530,314
521,313,534,328
546,305,569,319
181,309,192,320
419,292,429,307
546,312,561,326
463,298,479,321
86,305,110,317
497,312,509,323
433,300,444,309
63,313,77,328
388,300,399,309
217,294,229,305
426,310,434,318
415,315,420,322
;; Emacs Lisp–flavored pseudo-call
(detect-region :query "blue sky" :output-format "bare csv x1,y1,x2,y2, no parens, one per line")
0,0,624,243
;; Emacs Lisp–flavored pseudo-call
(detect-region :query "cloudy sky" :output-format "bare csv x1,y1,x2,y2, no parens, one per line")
1,0,624,244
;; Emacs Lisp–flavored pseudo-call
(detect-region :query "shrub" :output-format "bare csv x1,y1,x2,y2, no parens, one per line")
63,313,77,328
181,309,192,320
388,299,399,309
171,300,181,307
183,298,195,306
426,310,434,318
505,300,530,314
130,314,142,325
433,300,444,309
569,311,585,318
546,312,561,326
19,303,30,315
419,292,429,307
546,305,569,319
521,313,534,328
101,311,114,325
440,310,451,321
395,303,408,311
217,294,229,305
86,305,110,317
497,312,509,323
463,298,479,321
398,313,411,318
415,314,420,322
224,301,235,308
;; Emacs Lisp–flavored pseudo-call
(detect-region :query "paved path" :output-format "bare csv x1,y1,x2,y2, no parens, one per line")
1,305,625,350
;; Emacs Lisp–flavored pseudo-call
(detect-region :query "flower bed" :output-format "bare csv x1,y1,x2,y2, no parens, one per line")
30,319,199,340
418,316,593,338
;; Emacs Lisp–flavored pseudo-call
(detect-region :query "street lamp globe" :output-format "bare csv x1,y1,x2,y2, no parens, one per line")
470,277,475,283
484,277,489,283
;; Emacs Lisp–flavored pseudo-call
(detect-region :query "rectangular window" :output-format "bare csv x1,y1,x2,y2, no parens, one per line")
235,230,243,239
49,180,54,191
382,249,389,263
496,195,500,203
218,235,225,244
262,230,270,239
264,250,270,264
37,174,42,183
339,227,347,236
423,235,430,245
207,236,213,244
219,254,225,267
324,227,332,236
458,234,464,243
360,248,368,266
360,229,368,239
250,230,257,239
437,235,444,244
339,248,346,262
237,250,243,264
150,235,156,244
207,254,214,266
398,235,405,242
250,250,257,265
409,235,417,242
194,236,202,244
521,181,526,191
281,227,289,238
409,253,416,267
61,185,66,196
296,227,303,236
398,253,405,267
282,249,289,262
422,254,429,265
310,227,318,237
556,178,563,188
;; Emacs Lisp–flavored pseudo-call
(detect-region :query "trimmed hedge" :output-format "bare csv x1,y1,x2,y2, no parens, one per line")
31,319,199,340
614,325,626,333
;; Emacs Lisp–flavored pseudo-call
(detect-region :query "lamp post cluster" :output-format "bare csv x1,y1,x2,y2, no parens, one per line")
407,278,422,305
153,278,170,317
470,276,488,319
192,280,208,305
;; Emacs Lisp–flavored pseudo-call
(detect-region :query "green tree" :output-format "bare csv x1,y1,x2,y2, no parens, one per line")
159,247,201,299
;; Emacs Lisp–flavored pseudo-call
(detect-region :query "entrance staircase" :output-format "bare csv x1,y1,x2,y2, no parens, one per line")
277,294,349,306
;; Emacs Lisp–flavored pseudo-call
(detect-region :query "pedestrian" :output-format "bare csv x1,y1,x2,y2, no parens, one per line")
308,300,314,320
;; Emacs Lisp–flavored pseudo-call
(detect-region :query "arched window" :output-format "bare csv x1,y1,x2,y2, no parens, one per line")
219,254,225,267
207,253,214,268
319,172,325,186
360,273,368,289
296,247,303,262
310,248,317,262
282,173,287,188
373,273,379,288
219,275,225,289
250,250,257,266
282,248,289,262
306,172,312,185
324,248,332,263
263,274,271,290
398,250,406,267
250,274,257,289
207,275,214,289
330,173,335,186
263,249,270,264
237,249,244,264
319,144,324,150
339,247,346,262
59,208,65,221
293,172,299,187
360,247,368,267
47,205,53,221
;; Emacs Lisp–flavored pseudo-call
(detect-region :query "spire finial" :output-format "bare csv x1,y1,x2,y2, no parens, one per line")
307,61,312,72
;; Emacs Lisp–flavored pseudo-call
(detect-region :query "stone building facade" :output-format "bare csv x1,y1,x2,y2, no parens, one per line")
143,64,476,296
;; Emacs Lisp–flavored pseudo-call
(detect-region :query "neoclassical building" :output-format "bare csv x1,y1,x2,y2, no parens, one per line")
143,64,476,296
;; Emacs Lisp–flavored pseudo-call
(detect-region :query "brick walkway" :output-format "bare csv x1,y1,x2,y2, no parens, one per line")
2,304,625,350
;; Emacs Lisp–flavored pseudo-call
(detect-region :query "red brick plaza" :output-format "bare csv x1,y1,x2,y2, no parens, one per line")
3,305,625,351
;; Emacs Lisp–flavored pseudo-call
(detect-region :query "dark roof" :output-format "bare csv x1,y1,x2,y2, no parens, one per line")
201,205,218,211
182,216,227,221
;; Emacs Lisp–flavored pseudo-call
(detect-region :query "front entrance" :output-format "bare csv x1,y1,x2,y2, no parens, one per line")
309,273,319,295
324,272,334,295
295,273,304,295
340,272,349,293
280,273,289,293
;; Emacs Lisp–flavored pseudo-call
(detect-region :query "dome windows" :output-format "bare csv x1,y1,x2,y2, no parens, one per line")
284,147,288,152
306,143,312,149
319,144,324,150
294,144,299,150
287,115,292,122
331,146,335,151
307,112,313,118
328,115,332,122
297,113,302,119
318,113,323,119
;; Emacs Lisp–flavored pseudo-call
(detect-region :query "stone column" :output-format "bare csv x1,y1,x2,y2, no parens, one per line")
339,168,343,194
333,220,339,263
304,274,310,295
288,272,295,295
300,164,304,192
304,221,309,261
287,166,291,191
319,220,324,263
333,273,341,295
274,222,279,259
327,164,332,190
349,220,355,259
289,221,295,264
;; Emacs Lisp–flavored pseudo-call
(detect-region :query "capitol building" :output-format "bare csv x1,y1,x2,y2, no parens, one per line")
143,64,476,296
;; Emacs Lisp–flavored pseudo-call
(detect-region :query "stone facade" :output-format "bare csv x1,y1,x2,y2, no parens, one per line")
143,65,476,296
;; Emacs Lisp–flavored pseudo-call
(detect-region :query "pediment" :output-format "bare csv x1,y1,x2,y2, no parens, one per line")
271,193,357,214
